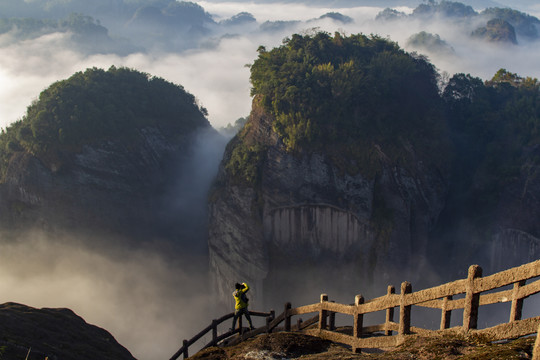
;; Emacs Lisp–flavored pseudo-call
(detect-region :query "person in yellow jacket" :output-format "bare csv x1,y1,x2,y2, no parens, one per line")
230,282,254,331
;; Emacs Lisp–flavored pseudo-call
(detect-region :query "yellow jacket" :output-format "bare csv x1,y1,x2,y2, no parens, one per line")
233,283,249,310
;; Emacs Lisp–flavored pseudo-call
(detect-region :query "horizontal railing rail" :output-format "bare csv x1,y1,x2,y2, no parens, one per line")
169,310,273,360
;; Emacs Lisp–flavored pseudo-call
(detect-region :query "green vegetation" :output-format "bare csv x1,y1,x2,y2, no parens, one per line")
375,8,406,21
225,136,267,186
220,117,248,136
472,19,517,44
443,69,540,229
412,1,477,18
0,13,107,41
248,32,446,175
406,31,455,56
481,7,540,39
0,66,208,177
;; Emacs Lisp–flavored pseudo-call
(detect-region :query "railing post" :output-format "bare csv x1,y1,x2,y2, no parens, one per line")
533,323,540,360
266,309,275,333
329,301,336,331
463,265,482,332
297,318,303,331
319,294,328,330
212,320,218,342
182,340,189,359
440,295,453,330
509,280,526,322
385,285,395,336
399,282,412,335
353,294,364,354
269,309,275,333
284,302,292,331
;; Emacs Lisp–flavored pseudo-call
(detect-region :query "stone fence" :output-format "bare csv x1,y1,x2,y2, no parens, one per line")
170,259,540,359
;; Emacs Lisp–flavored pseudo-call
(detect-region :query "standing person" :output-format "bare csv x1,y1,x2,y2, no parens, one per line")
231,282,254,331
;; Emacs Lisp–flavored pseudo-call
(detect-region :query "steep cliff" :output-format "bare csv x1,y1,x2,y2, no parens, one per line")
208,33,451,307
209,100,448,307
0,67,213,243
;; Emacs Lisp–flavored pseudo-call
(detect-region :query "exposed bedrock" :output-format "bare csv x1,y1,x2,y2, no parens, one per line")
208,101,448,309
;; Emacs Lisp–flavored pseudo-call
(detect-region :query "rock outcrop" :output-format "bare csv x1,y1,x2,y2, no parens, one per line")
489,145,540,272
208,99,448,308
0,124,212,243
0,67,219,246
0,302,135,360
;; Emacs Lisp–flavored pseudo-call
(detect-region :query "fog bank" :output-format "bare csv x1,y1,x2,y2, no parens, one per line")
0,232,217,360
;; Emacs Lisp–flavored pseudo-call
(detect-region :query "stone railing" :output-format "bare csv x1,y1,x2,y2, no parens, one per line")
169,310,274,360
170,259,540,359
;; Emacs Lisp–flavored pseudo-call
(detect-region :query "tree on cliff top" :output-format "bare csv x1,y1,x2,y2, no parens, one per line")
0,66,209,177
248,31,447,173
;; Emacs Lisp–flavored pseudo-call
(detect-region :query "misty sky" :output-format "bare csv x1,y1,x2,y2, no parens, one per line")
0,0,539,131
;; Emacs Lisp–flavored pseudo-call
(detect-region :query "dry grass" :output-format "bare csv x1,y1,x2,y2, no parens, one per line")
189,332,536,360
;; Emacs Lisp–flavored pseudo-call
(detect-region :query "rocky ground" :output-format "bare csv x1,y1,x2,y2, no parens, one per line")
0,302,135,360
190,332,536,360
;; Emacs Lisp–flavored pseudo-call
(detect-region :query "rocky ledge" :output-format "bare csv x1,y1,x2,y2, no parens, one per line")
0,302,134,360
191,332,537,360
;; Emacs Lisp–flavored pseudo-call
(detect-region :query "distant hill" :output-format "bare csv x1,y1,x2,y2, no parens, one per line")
472,18,518,43
0,303,135,360
377,1,540,45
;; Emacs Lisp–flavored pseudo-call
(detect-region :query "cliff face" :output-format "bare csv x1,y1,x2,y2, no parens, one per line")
0,125,209,242
488,145,540,272
208,100,448,307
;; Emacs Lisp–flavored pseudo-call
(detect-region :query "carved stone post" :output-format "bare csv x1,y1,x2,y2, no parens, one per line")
533,323,540,360
440,295,453,330
319,294,328,330
182,340,189,359
399,282,412,335
284,302,292,331
329,301,336,331
385,285,395,336
353,294,365,354
509,280,526,322
212,320,218,342
463,265,482,332
266,310,275,334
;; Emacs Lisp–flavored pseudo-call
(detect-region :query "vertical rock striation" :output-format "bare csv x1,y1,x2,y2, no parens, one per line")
208,99,448,308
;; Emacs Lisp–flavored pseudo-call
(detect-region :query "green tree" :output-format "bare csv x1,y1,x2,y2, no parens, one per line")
247,31,447,176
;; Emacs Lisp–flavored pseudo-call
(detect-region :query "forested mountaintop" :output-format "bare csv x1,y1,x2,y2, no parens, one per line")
248,32,447,172
0,67,212,240
209,32,540,307
228,31,540,190
0,66,209,178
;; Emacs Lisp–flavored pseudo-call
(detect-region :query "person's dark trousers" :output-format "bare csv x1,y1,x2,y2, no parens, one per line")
231,308,254,330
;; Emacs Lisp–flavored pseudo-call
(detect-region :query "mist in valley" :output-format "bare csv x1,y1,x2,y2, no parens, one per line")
1,1,540,358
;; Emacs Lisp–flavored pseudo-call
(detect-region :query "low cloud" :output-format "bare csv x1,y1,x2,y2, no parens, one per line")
0,231,219,360
2,2,539,131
